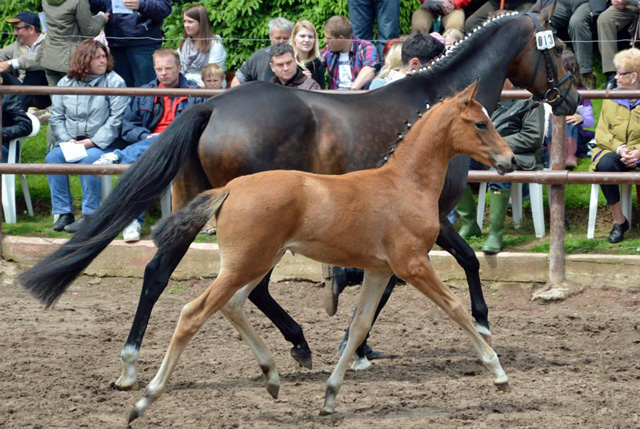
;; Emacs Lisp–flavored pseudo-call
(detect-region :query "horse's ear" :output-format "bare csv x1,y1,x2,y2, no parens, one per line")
457,80,480,107
529,0,556,19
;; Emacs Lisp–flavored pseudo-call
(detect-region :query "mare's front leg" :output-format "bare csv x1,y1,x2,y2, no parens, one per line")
436,220,492,343
222,278,283,399
321,270,391,415
248,269,312,369
116,245,191,390
395,256,509,391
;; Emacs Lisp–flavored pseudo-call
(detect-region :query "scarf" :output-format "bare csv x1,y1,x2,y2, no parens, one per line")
181,38,210,72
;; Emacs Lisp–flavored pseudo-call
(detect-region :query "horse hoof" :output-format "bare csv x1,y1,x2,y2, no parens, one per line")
112,380,139,391
319,406,335,416
127,407,141,424
266,382,280,399
350,356,372,371
290,345,313,369
495,381,511,392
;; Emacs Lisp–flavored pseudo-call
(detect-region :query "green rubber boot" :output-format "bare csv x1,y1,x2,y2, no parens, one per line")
482,189,511,254
457,185,481,239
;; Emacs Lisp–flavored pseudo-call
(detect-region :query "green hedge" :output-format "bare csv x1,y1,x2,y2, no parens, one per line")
1,1,420,70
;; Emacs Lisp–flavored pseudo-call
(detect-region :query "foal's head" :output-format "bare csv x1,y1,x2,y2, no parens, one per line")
447,82,515,175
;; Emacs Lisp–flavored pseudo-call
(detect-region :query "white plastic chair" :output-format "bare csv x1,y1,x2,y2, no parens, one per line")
101,175,172,217
587,184,633,239
2,113,40,224
476,181,545,238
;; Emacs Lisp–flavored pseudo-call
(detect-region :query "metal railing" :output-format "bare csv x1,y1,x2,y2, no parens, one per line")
1,85,639,285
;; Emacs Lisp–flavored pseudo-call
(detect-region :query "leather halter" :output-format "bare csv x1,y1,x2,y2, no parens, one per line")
524,11,573,108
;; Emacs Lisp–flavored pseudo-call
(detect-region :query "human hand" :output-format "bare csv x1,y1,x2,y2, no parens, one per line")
302,69,312,79
0,61,10,73
124,0,140,10
440,0,455,15
612,0,626,10
565,114,584,125
621,148,640,168
76,138,95,148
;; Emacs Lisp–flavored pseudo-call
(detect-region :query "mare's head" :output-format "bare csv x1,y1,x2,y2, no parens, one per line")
446,82,515,174
507,0,580,115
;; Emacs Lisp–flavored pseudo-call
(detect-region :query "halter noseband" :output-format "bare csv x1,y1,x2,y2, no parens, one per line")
524,12,573,107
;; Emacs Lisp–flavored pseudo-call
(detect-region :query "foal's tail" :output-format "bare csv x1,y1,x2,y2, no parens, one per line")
152,189,229,251
19,101,215,308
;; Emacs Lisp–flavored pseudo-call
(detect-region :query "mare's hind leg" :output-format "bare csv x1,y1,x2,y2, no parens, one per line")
221,272,285,398
116,243,193,390
436,220,492,344
395,257,509,391
321,270,391,415
128,269,270,423
248,269,312,369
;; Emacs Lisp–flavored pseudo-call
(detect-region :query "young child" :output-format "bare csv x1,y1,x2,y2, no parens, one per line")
201,63,225,89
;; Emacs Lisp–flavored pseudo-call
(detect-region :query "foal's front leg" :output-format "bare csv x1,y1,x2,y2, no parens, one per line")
321,270,391,415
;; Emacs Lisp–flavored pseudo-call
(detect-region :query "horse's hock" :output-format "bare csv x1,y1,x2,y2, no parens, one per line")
3,236,639,291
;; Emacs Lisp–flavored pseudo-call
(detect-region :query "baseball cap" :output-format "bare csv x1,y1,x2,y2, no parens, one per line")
7,12,41,31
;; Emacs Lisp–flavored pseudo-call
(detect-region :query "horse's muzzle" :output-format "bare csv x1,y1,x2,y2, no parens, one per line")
495,156,516,175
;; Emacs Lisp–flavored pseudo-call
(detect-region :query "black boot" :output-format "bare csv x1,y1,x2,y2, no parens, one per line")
53,213,75,231
64,215,93,233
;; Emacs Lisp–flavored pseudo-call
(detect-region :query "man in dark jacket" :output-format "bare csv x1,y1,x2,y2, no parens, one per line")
1,73,33,162
90,0,171,87
268,43,320,90
93,49,203,241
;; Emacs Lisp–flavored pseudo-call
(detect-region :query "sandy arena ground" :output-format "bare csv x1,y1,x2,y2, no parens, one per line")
1,260,639,428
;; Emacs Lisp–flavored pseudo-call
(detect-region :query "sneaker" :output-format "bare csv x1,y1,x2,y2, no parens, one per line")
53,213,75,231
123,220,141,243
93,152,120,165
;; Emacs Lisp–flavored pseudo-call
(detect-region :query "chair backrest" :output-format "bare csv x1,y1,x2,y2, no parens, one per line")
27,113,41,137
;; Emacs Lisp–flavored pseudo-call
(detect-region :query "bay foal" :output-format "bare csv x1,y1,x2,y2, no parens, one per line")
128,83,515,422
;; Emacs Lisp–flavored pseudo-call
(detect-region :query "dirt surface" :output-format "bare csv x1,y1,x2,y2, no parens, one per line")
1,260,639,429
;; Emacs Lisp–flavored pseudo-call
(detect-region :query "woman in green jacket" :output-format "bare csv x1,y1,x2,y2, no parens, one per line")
591,48,640,243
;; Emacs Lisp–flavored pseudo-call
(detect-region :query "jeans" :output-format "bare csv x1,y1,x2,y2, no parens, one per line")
111,43,161,87
348,0,400,53
114,135,157,164
594,152,638,205
46,145,110,215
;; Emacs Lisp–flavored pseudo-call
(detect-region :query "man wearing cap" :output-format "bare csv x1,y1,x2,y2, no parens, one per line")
0,12,50,109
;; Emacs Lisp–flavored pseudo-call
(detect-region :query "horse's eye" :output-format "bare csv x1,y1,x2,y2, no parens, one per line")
555,46,563,55
475,121,487,130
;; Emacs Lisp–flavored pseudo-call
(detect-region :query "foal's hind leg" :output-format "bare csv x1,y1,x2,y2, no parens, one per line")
396,257,509,391
321,270,391,415
436,220,492,344
248,269,312,369
116,244,192,390
128,270,268,423
221,276,284,398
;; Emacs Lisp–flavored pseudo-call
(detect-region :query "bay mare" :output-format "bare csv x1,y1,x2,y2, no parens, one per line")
127,83,516,422
19,0,579,391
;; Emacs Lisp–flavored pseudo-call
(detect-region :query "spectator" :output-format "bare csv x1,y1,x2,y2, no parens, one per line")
464,0,534,34
268,43,320,90
201,63,225,89
591,48,640,243
369,31,445,90
178,4,227,87
597,0,638,89
456,79,544,254
39,0,109,86
550,0,595,89
1,73,33,163
46,40,128,233
321,15,379,90
291,20,325,88
90,0,171,87
443,28,464,46
546,50,595,168
0,12,50,110
411,0,468,40
93,48,204,242
348,0,400,53
369,39,404,90
231,17,293,87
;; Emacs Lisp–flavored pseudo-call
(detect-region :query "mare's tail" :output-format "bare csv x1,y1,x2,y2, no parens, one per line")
19,102,215,308
152,189,229,251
